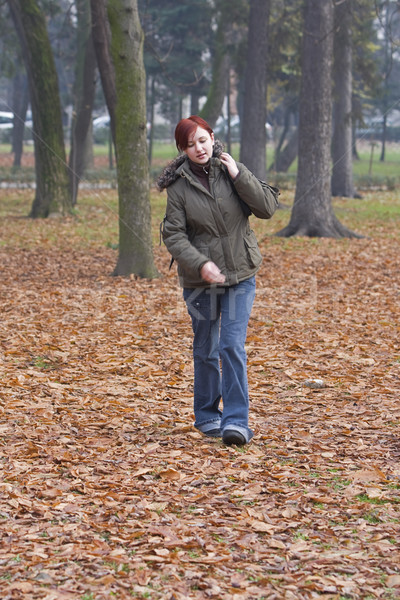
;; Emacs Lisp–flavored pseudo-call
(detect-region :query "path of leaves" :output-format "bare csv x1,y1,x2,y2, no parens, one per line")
1,194,400,600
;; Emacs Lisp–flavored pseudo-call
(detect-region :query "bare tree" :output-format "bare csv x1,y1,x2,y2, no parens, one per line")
69,0,96,205
269,127,298,173
7,0,72,217
199,1,233,128
331,0,355,197
240,0,270,179
269,103,298,173
11,72,29,168
277,0,359,238
90,0,117,143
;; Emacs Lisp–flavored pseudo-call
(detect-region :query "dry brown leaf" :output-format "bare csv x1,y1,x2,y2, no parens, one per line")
386,575,400,588
1,189,400,599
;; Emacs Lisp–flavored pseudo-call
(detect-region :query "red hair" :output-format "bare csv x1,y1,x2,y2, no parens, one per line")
174,115,213,151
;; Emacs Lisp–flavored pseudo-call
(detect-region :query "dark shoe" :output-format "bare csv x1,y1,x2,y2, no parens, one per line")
204,428,221,438
222,429,246,446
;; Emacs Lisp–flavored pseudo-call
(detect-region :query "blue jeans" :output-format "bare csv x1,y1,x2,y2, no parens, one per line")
183,276,256,442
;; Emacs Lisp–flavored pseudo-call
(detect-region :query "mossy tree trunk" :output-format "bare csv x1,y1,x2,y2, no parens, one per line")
69,0,96,205
107,0,158,278
7,0,72,218
277,0,359,239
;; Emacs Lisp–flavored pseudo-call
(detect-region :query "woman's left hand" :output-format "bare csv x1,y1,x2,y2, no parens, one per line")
219,152,239,179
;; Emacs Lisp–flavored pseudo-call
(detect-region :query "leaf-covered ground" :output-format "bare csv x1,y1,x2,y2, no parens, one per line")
1,189,400,600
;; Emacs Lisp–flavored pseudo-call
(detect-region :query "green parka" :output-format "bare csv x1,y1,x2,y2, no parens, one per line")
160,153,279,289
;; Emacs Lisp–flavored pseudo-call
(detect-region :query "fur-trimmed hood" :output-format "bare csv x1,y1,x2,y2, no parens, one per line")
156,139,225,191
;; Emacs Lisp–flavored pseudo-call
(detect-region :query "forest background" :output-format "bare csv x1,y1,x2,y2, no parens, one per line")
0,0,399,241
1,1,400,599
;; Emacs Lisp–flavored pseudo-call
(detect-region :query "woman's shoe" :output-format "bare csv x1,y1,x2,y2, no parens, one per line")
222,429,246,446
204,428,221,438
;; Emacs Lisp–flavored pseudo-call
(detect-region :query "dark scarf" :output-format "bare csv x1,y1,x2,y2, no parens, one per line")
188,159,210,192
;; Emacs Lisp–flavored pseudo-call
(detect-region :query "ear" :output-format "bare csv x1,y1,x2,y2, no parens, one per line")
211,132,215,144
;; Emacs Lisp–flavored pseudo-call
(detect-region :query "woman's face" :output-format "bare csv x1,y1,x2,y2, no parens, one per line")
185,126,214,164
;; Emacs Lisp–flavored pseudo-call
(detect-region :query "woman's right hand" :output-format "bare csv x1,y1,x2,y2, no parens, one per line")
200,261,226,284
219,152,239,179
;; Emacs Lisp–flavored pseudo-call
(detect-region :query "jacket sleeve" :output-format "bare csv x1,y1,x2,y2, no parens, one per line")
162,186,209,278
233,162,279,219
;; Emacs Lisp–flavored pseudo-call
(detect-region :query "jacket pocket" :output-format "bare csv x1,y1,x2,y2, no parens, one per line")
244,232,262,269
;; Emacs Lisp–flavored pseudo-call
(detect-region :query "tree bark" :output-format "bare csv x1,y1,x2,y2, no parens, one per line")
277,0,359,238
240,0,269,180
69,0,96,205
331,0,355,197
108,0,158,278
147,76,156,165
11,72,29,168
90,0,117,144
199,19,231,129
273,106,292,161
270,127,299,173
7,0,72,217
379,0,391,163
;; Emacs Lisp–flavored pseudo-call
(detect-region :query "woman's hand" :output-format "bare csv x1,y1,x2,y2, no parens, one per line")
219,152,239,179
200,261,226,284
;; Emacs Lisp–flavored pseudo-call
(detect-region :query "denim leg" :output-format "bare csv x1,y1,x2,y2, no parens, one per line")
219,277,256,442
183,287,223,433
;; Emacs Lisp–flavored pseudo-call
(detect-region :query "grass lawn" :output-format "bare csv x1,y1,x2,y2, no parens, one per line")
1,139,399,180
1,182,399,252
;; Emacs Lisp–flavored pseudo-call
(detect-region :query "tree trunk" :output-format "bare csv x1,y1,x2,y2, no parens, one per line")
147,76,155,165
379,0,391,163
8,0,72,218
277,0,359,239
274,106,292,160
69,0,96,205
90,0,117,144
380,113,387,162
331,0,355,198
240,0,269,180
352,93,362,160
108,0,158,278
190,92,200,116
269,105,298,172
270,127,298,173
11,73,29,168
199,9,231,128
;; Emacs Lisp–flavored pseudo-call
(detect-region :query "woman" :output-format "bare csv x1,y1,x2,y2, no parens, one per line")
158,115,279,446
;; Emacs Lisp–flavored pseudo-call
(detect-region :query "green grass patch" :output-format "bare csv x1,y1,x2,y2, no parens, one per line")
2,140,399,189
0,179,399,252
356,493,388,505
363,511,381,524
